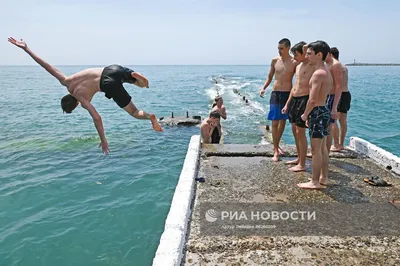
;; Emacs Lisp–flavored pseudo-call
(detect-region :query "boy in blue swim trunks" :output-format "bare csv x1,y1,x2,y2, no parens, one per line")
260,38,299,162
298,41,332,189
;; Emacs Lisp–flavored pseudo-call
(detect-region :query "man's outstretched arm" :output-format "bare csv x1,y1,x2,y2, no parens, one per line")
80,100,110,154
8,37,67,86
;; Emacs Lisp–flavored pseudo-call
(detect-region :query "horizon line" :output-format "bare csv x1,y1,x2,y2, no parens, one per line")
1,62,398,67
0,64,269,67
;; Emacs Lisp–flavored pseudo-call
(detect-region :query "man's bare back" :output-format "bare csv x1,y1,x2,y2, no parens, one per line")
342,64,348,92
292,62,315,96
272,57,298,92
65,68,103,102
325,58,343,95
200,119,213,144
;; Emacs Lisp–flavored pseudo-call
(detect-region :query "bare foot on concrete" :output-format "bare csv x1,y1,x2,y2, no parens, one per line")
308,177,329,186
272,152,280,162
289,164,306,172
285,158,299,165
331,145,343,152
297,181,326,189
319,176,329,186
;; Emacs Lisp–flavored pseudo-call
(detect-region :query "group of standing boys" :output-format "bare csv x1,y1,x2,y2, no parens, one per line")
259,39,351,189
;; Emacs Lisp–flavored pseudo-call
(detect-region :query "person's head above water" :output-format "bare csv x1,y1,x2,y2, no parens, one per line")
278,38,291,57
61,94,79,113
208,111,221,122
214,96,223,106
291,41,307,62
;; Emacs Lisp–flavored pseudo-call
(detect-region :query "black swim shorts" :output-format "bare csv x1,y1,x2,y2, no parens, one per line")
211,127,221,144
99,65,137,108
337,91,351,113
288,95,309,128
308,106,330,139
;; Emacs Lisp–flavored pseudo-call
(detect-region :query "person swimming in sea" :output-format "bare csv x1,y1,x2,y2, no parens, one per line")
8,37,163,154
210,96,227,143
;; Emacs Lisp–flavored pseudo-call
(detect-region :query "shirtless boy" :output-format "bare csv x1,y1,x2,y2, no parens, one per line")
330,47,351,151
8,37,163,154
282,41,315,172
324,47,344,153
211,96,227,144
297,41,332,189
200,111,221,144
260,38,299,162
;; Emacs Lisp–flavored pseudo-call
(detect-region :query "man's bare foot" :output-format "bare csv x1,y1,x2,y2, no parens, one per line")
272,152,280,162
289,164,306,172
150,114,163,132
319,177,329,186
331,145,343,152
285,159,299,165
278,146,284,156
297,181,325,189
308,177,329,186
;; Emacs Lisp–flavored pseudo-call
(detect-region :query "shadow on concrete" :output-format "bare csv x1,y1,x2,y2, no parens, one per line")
322,170,370,203
329,159,372,175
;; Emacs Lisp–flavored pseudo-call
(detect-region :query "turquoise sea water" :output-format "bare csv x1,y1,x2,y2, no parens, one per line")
0,65,399,266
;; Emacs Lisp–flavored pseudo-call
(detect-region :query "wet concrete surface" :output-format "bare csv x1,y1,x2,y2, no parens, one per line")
202,144,360,159
183,144,400,266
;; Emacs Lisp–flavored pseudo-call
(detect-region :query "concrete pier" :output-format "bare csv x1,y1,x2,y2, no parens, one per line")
153,136,400,266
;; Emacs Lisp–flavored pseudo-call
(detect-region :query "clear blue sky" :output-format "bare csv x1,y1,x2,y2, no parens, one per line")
1,0,398,65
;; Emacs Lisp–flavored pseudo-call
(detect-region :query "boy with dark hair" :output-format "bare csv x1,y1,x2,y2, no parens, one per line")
297,41,332,189
282,41,315,172
330,47,351,152
259,38,299,161
200,111,221,144
211,96,227,144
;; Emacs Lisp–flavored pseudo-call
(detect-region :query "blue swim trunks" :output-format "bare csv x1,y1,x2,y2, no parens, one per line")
267,91,290,121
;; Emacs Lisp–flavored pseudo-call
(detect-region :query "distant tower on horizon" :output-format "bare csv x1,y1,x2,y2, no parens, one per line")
354,59,356,63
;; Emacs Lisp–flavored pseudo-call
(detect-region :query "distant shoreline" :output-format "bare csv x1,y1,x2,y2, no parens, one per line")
346,63,400,66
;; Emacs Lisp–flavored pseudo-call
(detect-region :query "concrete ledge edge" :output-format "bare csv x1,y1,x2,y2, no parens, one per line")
348,136,400,176
152,135,201,266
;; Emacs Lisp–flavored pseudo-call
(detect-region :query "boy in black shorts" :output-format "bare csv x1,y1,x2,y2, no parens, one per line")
330,47,351,152
282,41,315,172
